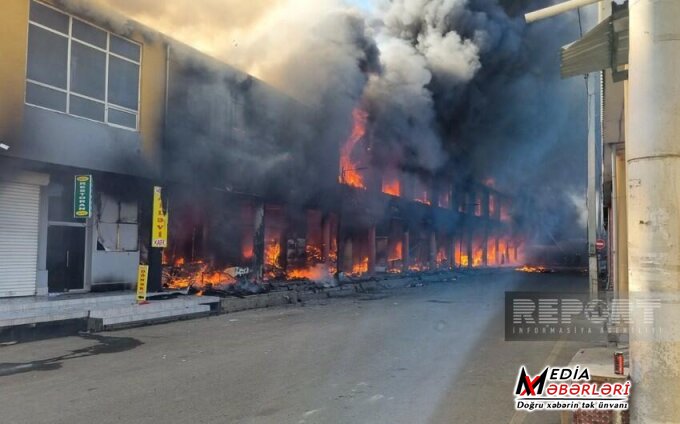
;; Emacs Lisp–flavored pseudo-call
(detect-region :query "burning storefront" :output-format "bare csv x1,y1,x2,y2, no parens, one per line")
154,39,529,293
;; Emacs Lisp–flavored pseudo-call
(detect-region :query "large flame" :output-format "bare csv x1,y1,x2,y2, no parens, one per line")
472,242,484,267
387,241,403,272
339,108,368,189
351,257,369,275
487,239,496,266
163,259,238,293
382,176,401,196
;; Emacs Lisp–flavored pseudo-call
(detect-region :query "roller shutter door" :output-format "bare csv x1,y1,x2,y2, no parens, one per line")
0,181,40,297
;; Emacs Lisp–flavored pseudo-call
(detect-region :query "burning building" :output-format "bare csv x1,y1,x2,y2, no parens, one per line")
0,0,553,300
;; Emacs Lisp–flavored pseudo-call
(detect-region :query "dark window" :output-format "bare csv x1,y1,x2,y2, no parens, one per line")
70,41,106,101
27,25,68,88
108,108,137,129
26,82,66,112
72,19,107,49
108,56,140,111
69,95,105,121
29,1,69,34
26,1,140,130
110,35,141,62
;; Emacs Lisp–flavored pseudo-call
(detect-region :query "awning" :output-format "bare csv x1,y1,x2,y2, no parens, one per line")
560,3,629,80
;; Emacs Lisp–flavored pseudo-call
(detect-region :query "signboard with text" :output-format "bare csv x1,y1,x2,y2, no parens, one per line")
151,186,168,248
136,265,149,302
73,175,92,218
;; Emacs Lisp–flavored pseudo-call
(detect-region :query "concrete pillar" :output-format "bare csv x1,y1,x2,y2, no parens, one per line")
429,231,437,269
450,236,457,269
587,71,599,298
147,184,163,293
466,228,473,268
615,149,628,296
482,190,489,267
36,186,49,295
342,237,353,274
322,214,332,264
494,237,500,267
367,226,376,275
628,1,680,421
252,202,265,280
481,231,488,267
402,230,410,272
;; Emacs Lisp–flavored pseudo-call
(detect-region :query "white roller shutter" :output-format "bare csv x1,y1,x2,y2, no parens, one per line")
0,182,40,297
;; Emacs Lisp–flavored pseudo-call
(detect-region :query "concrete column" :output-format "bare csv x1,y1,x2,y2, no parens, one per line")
482,190,489,267
481,231,488,267
615,149,628,296
429,231,437,269
587,72,599,298
343,237,353,273
322,214,332,264
367,226,376,275
147,184,163,293
450,236,457,269
402,230,410,272
494,237,500,267
628,1,680,422
252,202,265,280
36,186,49,295
466,228,473,268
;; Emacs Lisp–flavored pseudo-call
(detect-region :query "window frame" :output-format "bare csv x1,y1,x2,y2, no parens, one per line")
25,1,142,131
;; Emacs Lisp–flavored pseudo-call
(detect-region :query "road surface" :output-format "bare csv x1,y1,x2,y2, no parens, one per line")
0,271,591,424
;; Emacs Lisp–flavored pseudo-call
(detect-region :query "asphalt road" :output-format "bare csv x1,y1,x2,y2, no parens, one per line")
0,271,592,424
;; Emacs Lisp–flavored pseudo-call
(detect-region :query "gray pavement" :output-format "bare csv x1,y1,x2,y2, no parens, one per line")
0,272,593,424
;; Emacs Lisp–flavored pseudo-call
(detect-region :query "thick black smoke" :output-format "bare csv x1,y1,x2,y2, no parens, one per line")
363,0,589,243
86,0,590,245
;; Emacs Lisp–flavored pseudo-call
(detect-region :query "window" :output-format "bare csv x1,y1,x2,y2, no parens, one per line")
25,1,141,130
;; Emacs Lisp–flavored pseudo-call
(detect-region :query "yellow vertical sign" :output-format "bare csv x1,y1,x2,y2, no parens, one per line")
152,186,168,248
136,265,149,302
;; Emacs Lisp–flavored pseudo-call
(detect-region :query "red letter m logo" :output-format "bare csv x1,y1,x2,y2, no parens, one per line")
515,367,548,396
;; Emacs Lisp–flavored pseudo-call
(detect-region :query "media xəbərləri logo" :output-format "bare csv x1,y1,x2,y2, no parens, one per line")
514,366,631,412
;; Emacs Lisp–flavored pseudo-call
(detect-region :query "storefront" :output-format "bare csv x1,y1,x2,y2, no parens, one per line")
0,171,50,297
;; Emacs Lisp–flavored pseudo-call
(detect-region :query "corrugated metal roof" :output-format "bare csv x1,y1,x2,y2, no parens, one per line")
560,5,629,80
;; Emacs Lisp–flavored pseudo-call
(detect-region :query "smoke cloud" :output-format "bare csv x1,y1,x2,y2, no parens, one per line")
87,0,590,243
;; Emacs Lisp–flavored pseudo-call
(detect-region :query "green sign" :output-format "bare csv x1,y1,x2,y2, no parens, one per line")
73,175,92,218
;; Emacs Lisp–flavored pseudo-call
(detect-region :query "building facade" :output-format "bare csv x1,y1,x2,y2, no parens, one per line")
0,0,167,297
0,0,520,299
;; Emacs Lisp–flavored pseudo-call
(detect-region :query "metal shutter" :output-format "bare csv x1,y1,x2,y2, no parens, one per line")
0,182,40,297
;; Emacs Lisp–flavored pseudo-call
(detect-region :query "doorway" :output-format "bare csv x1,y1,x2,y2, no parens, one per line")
47,225,86,292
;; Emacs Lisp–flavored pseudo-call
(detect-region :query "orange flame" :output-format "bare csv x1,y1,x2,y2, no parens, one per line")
339,109,368,189
382,177,401,196
472,242,484,267
487,239,496,266
287,264,333,281
408,262,427,272
459,255,469,267
351,257,369,276
164,259,237,291
515,265,549,273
